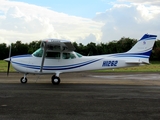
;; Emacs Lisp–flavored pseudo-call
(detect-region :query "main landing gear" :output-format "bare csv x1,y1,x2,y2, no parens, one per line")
51,75,60,85
20,73,61,85
51,72,61,85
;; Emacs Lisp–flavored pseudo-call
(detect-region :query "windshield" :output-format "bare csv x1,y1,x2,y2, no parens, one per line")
75,52,83,58
33,48,43,57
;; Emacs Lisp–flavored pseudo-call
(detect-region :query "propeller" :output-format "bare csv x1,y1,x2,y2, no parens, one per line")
7,45,12,76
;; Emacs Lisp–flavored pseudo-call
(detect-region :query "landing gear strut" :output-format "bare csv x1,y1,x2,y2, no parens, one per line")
20,73,61,85
51,75,60,85
20,73,28,84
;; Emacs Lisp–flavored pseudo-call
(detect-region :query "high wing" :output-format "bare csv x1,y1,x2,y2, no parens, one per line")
40,39,75,72
41,39,75,52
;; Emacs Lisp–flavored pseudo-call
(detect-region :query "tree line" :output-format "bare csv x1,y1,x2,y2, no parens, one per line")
0,37,160,61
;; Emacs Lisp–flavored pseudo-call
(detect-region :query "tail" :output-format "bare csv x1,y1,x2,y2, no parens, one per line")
125,34,157,64
127,34,157,54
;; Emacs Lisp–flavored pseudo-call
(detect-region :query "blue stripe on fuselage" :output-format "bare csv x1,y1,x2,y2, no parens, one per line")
12,58,102,70
110,50,152,58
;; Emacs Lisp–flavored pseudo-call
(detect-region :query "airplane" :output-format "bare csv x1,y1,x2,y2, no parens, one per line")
4,34,157,85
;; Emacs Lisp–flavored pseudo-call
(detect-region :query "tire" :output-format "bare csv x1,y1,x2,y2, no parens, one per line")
51,75,60,85
20,77,27,84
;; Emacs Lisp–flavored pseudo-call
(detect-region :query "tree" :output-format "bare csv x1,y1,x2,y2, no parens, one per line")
77,43,87,55
86,42,97,55
116,37,137,53
0,43,8,59
151,40,160,60
107,41,117,54
28,41,41,54
152,47,160,60
11,41,28,56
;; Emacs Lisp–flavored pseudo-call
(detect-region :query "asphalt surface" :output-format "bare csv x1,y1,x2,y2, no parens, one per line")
0,72,160,120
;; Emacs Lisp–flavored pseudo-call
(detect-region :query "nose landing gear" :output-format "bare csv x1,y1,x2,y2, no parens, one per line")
20,73,28,84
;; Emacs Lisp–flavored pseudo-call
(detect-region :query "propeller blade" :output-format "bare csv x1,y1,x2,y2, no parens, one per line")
7,61,10,76
7,45,12,76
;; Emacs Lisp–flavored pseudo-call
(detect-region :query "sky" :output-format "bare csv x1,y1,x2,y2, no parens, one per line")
0,0,160,45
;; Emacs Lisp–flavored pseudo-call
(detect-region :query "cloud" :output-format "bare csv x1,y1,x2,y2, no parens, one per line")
77,33,97,45
0,0,103,44
0,0,160,46
93,2,160,42
118,0,160,6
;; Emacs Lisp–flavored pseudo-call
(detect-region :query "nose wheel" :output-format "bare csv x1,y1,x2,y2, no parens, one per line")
20,73,28,84
20,77,27,84
51,75,60,85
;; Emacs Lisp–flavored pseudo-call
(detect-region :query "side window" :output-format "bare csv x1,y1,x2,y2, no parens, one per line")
63,53,76,59
63,53,70,59
70,53,76,59
46,52,60,59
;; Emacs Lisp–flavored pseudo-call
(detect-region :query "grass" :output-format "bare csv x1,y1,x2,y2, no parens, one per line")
0,60,160,73
0,60,15,72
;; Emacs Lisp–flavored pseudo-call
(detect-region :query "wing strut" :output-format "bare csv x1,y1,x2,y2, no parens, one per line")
40,42,47,72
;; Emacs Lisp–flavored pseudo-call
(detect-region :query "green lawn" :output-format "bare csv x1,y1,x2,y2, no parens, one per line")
0,60,15,72
0,60,160,72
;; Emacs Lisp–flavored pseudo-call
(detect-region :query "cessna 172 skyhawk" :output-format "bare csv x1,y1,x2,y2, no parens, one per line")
5,34,157,85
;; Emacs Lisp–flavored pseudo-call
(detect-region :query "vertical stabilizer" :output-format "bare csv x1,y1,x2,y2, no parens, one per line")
126,34,157,57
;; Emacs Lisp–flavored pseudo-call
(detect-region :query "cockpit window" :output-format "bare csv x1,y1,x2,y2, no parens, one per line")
63,53,76,59
33,48,43,57
46,52,60,59
33,48,82,59
75,52,83,58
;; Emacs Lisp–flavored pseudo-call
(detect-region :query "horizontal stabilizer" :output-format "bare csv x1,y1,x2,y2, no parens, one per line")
125,61,150,64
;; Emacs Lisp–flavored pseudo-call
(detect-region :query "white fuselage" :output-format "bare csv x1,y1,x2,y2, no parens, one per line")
11,51,141,74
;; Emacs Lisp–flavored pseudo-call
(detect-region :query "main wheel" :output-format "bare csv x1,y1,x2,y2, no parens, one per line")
20,77,27,84
51,75,60,85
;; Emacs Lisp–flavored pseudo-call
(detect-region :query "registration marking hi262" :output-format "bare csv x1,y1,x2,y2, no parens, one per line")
102,60,118,67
